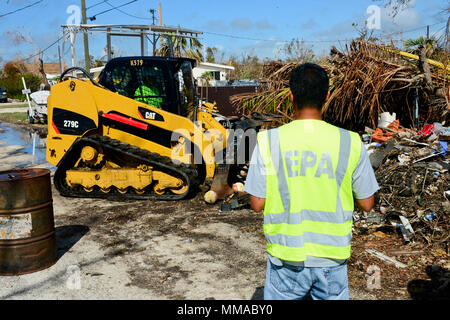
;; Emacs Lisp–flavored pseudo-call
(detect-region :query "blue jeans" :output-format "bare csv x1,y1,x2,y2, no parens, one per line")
264,259,349,300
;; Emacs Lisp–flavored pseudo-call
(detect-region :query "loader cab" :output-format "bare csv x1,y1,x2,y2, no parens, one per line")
98,56,197,116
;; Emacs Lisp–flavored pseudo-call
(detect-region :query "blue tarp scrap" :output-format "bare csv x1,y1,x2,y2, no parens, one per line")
439,141,448,156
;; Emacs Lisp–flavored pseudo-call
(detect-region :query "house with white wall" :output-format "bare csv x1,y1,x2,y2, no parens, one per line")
193,62,235,86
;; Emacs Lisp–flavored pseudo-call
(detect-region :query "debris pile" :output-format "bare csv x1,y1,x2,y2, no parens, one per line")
354,116,449,248
231,40,449,131
323,41,449,131
230,40,450,261
231,41,450,276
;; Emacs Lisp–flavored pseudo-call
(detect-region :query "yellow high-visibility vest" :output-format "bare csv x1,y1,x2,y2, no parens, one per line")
134,85,163,108
257,120,362,261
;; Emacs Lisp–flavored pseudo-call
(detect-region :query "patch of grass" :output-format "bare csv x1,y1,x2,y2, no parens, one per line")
0,112,28,123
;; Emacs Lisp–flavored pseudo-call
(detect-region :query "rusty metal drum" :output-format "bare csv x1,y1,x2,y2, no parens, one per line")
0,169,57,275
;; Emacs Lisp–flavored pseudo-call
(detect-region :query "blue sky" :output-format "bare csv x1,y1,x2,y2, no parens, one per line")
0,0,448,66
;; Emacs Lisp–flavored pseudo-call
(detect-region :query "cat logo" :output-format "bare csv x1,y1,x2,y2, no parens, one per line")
145,112,156,120
138,107,164,122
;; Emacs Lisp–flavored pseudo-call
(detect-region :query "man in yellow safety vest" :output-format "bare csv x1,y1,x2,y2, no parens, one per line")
244,63,379,300
134,74,163,108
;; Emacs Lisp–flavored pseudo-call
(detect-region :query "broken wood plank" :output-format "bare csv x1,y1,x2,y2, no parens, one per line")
386,250,424,256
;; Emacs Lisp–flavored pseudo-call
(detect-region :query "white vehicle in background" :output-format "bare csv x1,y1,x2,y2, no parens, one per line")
28,90,50,124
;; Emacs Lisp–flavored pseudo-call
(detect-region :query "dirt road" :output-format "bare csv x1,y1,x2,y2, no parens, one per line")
0,181,381,300
0,186,268,300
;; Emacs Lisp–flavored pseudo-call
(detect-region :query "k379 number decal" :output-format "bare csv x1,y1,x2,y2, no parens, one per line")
130,59,144,67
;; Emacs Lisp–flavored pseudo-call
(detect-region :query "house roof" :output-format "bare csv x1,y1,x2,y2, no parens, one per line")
23,62,66,75
197,62,235,71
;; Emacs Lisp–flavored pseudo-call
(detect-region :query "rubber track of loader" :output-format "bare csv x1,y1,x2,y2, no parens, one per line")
54,135,200,201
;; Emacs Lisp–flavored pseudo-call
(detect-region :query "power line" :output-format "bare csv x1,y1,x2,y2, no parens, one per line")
104,0,153,20
9,17,446,64
18,34,67,63
202,30,360,44
86,0,108,10
88,0,137,21
201,31,289,43
378,21,446,38
0,0,43,18
200,22,448,44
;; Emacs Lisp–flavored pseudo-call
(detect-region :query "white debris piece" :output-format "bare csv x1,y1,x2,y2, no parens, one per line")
398,215,415,242
366,249,407,268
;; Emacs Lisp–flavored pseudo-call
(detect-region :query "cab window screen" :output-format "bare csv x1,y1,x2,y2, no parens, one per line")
133,66,167,108
109,66,133,97
100,62,167,108
175,61,196,116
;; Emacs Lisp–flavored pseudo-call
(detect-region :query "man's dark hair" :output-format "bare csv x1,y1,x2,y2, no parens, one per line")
289,63,329,110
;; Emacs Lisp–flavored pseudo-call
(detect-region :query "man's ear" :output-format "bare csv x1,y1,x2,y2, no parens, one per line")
325,91,331,103
289,90,294,102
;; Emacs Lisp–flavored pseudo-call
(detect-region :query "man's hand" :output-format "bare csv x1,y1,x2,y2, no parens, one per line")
355,196,375,212
250,196,266,213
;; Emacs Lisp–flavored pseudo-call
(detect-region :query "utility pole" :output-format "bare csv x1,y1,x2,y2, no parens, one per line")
81,0,91,70
158,2,163,48
58,44,63,74
150,9,156,56
446,17,449,58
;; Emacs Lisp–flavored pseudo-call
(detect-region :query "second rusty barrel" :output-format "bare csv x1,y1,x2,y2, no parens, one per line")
0,169,57,276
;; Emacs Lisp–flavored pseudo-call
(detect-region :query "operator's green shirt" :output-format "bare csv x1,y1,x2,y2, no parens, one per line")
134,85,163,108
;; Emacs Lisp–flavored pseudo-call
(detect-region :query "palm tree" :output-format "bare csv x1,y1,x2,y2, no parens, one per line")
157,36,204,62
206,47,217,63
198,71,214,102
404,36,446,62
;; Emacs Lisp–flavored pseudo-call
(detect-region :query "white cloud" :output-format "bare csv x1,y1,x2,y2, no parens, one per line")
256,19,276,30
204,20,228,32
312,20,357,40
231,18,253,30
301,19,319,30
380,5,422,31
205,18,276,32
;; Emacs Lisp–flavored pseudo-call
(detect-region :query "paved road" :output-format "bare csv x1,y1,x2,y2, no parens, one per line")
0,102,28,107
0,107,28,114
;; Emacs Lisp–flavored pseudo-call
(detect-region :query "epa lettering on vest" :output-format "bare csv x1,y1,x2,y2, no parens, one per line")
285,150,335,179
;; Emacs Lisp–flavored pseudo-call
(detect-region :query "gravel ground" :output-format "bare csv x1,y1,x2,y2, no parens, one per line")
1,121,448,300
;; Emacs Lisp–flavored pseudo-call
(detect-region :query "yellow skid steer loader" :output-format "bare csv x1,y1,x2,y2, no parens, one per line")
46,56,273,201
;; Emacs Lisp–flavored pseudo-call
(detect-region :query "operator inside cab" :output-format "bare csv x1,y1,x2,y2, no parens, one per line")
134,72,163,109
111,68,131,97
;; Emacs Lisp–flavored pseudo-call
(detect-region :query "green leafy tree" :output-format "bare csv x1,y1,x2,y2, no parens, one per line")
205,47,218,63
0,61,42,100
199,71,213,86
404,36,446,62
93,60,106,67
227,54,264,80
